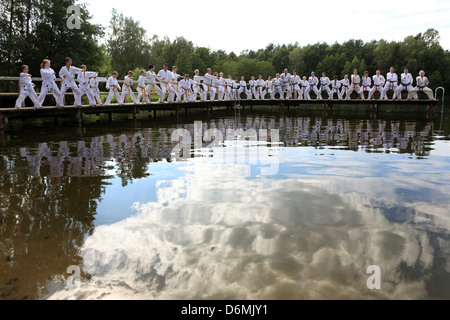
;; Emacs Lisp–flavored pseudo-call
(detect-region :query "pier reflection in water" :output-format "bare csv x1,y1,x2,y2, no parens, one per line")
0,111,449,300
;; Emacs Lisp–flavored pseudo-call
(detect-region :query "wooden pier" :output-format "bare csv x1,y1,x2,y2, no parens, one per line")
0,98,440,131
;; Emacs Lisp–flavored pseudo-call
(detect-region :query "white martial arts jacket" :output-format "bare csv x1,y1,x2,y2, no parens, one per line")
106,76,121,91
400,73,414,86
59,66,82,88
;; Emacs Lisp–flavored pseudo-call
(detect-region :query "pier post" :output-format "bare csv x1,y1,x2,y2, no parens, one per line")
0,113,4,131
76,109,83,124
133,106,137,119
108,112,112,121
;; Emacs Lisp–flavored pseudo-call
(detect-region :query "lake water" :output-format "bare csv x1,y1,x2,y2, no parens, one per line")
1,107,449,300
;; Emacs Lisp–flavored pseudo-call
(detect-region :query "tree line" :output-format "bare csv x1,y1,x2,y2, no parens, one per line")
1,0,449,96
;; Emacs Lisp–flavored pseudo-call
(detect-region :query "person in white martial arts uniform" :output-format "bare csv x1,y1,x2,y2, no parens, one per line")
211,72,221,101
265,76,273,100
178,74,194,102
77,65,98,106
15,65,42,109
168,66,182,103
358,71,372,100
157,64,172,103
39,59,64,107
193,69,205,101
329,75,342,100
218,73,227,101
225,75,234,100
381,67,398,100
238,76,251,100
59,57,83,106
299,76,308,100
290,70,301,100
249,76,258,100
121,71,138,104
104,71,123,105
368,69,385,100
408,70,434,100
345,69,361,100
203,69,218,101
89,75,103,105
255,75,266,100
136,70,150,104
271,74,284,100
146,65,162,102
304,72,319,100
281,69,292,99
394,67,414,100
318,72,331,100
231,79,240,100
340,74,350,99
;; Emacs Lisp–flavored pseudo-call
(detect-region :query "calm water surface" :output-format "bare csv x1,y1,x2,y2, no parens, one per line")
0,109,449,300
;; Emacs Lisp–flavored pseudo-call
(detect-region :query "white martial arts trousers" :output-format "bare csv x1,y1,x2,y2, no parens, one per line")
15,83,42,108
39,81,64,107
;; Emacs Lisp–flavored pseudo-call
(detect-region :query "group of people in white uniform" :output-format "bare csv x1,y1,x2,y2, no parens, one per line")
15,58,436,109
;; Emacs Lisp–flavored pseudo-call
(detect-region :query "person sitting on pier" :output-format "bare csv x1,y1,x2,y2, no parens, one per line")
330,75,342,100
146,65,161,103
59,57,83,107
291,70,301,100
178,74,194,102
137,70,150,104
105,71,123,105
271,74,283,100
193,69,205,101
89,75,103,105
407,70,434,100
368,69,385,100
39,59,64,108
15,65,42,109
340,74,350,99
345,69,361,100
299,76,308,100
381,67,398,100
238,76,251,100
394,67,414,100
318,72,331,100
121,71,138,104
77,65,98,106
281,69,292,100
304,72,319,100
358,71,372,100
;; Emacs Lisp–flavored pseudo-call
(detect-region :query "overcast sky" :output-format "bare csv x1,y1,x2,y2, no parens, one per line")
84,0,450,53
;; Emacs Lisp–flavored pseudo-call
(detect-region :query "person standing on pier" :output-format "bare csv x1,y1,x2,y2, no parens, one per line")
291,70,301,100
59,57,83,107
394,67,414,100
39,59,64,108
281,69,292,100
345,69,361,100
218,73,227,101
299,76,308,100
265,76,274,100
89,75,103,105
304,72,319,100
137,70,150,104
178,74,194,102
358,71,372,100
146,65,161,102
203,69,217,101
381,67,398,100
368,69,385,100
104,71,123,105
318,72,331,100
168,66,182,103
271,74,284,100
15,65,42,109
157,64,172,103
340,74,350,99
121,71,138,104
192,69,205,101
255,75,266,100
330,75,342,100
77,65,98,106
408,70,434,100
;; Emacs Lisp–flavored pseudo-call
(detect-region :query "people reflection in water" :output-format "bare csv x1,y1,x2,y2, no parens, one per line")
19,118,433,182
